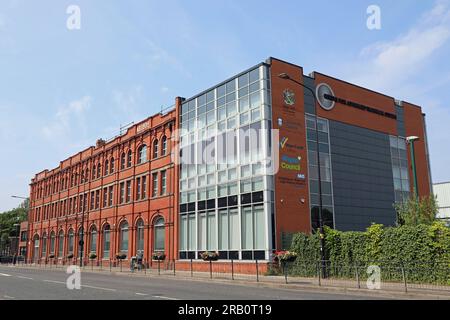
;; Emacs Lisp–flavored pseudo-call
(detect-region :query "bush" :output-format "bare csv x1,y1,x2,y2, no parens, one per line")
289,222,450,284
89,253,97,260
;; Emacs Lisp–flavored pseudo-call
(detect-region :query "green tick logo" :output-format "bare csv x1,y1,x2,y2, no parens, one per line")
283,89,295,106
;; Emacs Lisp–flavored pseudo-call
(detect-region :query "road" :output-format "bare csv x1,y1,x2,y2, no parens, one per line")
0,265,387,300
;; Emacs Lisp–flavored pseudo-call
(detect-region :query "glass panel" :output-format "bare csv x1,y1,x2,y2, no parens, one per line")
188,215,196,251
198,213,206,251
229,209,239,250
254,205,266,249
242,206,253,250
207,212,216,250
218,210,228,250
180,215,187,251
155,226,165,251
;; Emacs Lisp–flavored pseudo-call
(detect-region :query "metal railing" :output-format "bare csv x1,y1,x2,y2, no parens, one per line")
3,258,450,295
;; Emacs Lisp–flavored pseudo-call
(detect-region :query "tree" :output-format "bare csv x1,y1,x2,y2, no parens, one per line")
0,199,29,255
395,195,438,226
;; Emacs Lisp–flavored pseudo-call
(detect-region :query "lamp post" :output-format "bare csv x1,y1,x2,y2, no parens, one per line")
278,73,326,277
406,136,420,198
76,172,86,268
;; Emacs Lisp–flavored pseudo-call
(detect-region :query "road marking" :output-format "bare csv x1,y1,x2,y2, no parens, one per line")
0,273,11,277
17,276,33,280
152,295,179,300
135,293,148,296
3,295,15,299
43,280,66,285
82,285,116,292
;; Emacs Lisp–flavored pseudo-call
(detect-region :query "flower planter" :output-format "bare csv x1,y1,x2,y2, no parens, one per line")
152,252,166,261
200,251,219,262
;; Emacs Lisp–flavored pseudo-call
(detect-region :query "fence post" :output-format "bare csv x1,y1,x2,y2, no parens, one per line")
173,259,176,276
209,260,212,279
231,259,234,280
120,259,123,272
256,260,259,282
317,260,321,286
355,264,360,289
401,263,408,293
283,262,288,284
158,260,161,275
190,259,193,277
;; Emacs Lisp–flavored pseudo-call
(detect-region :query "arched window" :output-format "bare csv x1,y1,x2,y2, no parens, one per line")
104,160,109,176
42,233,47,257
92,165,96,180
110,157,115,174
153,217,165,252
85,169,90,182
136,219,145,254
97,163,101,178
102,224,110,259
68,229,74,254
90,226,97,253
120,152,126,170
50,231,56,255
127,150,132,168
80,170,85,183
119,221,129,254
153,139,159,158
161,136,167,156
33,234,40,262
137,145,147,164
58,231,64,258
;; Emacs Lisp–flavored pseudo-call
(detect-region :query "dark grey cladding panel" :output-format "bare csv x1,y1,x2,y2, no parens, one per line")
396,105,406,137
329,120,396,231
303,76,316,115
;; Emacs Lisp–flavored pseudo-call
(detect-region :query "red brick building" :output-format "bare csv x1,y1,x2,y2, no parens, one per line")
25,57,432,268
27,109,177,265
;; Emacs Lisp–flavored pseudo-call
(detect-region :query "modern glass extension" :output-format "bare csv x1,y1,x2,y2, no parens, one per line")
178,64,274,260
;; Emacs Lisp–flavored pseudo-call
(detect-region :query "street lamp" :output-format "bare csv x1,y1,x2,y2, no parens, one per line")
74,172,86,268
406,136,420,198
278,73,327,277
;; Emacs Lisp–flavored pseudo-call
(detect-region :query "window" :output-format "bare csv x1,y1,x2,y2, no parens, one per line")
97,163,101,178
142,176,147,199
33,235,40,262
152,173,158,197
119,182,125,204
127,150,132,167
102,224,110,259
120,153,126,170
136,177,141,200
58,231,64,257
41,233,47,257
137,145,147,164
68,229,74,254
119,221,129,254
104,160,109,176
154,217,165,252
153,139,159,158
110,158,115,174
108,186,113,207
136,219,144,254
102,188,108,208
95,190,100,209
92,165,96,179
161,136,167,156
161,170,167,195
50,232,55,254
90,226,97,253
126,181,131,203
90,191,95,210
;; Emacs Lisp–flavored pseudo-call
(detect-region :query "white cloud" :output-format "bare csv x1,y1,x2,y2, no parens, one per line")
42,95,91,139
160,86,169,93
348,0,450,93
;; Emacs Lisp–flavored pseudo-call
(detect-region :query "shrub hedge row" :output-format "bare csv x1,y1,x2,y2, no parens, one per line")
288,222,450,284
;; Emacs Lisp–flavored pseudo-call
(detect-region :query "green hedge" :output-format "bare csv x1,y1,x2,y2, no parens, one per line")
288,222,450,284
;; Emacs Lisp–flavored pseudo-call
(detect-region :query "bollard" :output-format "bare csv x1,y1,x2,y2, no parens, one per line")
284,262,288,284
190,259,193,277
256,260,259,282
209,260,212,279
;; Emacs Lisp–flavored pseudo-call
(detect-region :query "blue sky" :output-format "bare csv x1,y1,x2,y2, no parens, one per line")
1,0,449,211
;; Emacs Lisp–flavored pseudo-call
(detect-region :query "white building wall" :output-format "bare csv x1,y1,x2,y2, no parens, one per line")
433,182,450,220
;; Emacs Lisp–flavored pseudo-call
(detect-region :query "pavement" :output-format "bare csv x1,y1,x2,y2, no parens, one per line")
0,264,449,300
